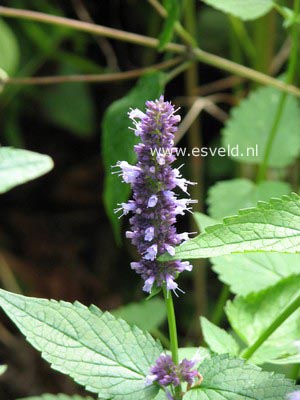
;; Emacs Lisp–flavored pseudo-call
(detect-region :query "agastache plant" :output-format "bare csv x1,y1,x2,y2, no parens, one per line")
114,96,200,399
115,96,196,294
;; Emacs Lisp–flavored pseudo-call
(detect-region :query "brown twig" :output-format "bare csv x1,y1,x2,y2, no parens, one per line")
0,6,299,96
71,0,119,71
3,57,183,86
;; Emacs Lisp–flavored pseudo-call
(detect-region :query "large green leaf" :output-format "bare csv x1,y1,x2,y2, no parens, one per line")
184,354,296,399
111,298,166,332
19,395,93,400
201,0,273,20
158,0,180,50
0,18,20,75
160,193,300,261
226,276,300,364
0,147,54,194
222,85,300,167
212,253,300,296
102,72,165,242
42,65,96,137
208,179,291,220
200,317,239,356
0,289,162,400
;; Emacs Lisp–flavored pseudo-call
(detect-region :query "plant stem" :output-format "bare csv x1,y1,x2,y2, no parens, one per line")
256,0,300,182
211,285,230,326
183,0,208,339
3,57,183,86
242,292,300,360
163,286,182,399
1,6,300,96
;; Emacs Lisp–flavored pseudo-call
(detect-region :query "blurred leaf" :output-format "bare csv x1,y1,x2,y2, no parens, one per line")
201,0,273,20
226,276,300,364
0,18,20,75
197,8,231,55
208,179,291,219
0,289,162,400
102,72,165,243
160,193,300,261
184,354,296,399
0,147,54,194
212,253,300,296
158,0,180,51
177,347,211,364
222,86,300,167
111,298,166,332
19,395,93,400
193,212,217,232
200,317,240,356
42,65,96,137
0,365,7,375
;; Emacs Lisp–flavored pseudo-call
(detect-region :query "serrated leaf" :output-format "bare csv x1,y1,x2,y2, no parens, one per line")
184,354,296,399
222,85,300,167
158,0,180,51
102,72,165,243
0,289,162,400
42,65,96,137
201,0,273,20
226,276,300,364
208,179,291,220
0,18,20,75
111,298,166,332
19,395,93,400
160,193,300,261
0,147,54,194
200,317,239,356
212,252,300,296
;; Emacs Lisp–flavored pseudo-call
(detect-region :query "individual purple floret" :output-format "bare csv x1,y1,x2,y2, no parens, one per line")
287,392,300,400
114,96,196,293
145,353,199,389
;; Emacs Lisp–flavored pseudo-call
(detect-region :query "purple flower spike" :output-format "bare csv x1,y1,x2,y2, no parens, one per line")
115,96,195,293
146,353,199,391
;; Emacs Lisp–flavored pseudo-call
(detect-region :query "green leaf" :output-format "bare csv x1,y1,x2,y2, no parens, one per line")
111,298,166,332
0,147,54,194
200,317,239,356
193,212,217,232
0,365,7,375
160,193,300,261
0,289,162,400
226,276,300,364
208,179,291,219
222,85,300,167
102,72,165,243
184,354,296,399
212,252,300,296
42,65,96,137
201,0,273,21
0,18,20,75
19,395,93,400
158,0,180,51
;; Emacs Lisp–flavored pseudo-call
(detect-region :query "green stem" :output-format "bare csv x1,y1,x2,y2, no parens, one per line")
229,16,256,63
0,6,300,96
242,292,300,360
163,286,181,399
256,0,300,182
211,285,230,327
